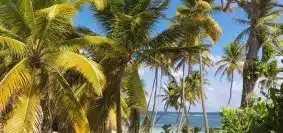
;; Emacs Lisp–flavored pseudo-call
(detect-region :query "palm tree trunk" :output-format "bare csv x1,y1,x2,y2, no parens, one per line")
147,70,157,110
115,60,127,133
129,109,140,133
151,68,159,133
187,103,192,114
228,72,234,105
241,27,261,107
152,73,163,128
175,107,181,132
182,63,190,129
188,58,192,77
177,106,184,131
41,99,53,133
199,51,209,133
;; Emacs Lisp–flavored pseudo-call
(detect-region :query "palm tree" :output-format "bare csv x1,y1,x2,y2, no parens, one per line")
85,1,204,132
221,0,283,107
185,71,209,112
174,0,222,132
161,71,208,132
0,1,108,132
215,42,244,105
162,81,181,112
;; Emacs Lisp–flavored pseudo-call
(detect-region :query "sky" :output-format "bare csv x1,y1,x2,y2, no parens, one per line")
73,1,276,112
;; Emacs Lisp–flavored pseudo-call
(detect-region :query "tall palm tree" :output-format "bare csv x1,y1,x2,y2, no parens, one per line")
0,1,108,132
215,42,244,105
175,0,222,132
85,0,203,132
221,0,283,107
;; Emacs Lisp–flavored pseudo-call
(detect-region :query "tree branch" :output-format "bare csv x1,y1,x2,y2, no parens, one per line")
271,2,283,8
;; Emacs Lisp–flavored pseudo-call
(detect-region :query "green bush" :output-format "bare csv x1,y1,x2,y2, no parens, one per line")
219,98,268,133
219,83,283,133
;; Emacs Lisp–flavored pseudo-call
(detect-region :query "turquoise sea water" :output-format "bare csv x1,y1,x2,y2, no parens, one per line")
142,112,221,133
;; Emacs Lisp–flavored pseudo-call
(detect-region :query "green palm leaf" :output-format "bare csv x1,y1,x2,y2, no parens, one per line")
0,58,31,111
0,36,27,55
54,84,90,133
4,93,42,133
60,36,119,50
76,0,107,10
122,65,147,111
18,0,34,30
46,52,105,96
48,68,91,133
34,4,77,44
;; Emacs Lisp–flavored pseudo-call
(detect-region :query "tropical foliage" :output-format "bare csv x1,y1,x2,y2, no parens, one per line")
0,0,283,133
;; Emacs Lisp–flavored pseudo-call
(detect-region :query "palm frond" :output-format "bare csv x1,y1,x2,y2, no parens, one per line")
4,93,42,133
203,16,222,42
235,27,251,42
0,36,27,55
0,58,31,111
232,18,250,25
18,0,35,30
0,3,31,37
46,52,105,96
76,0,108,10
60,36,118,50
34,4,77,44
145,25,186,48
122,65,147,111
141,45,207,56
0,25,22,40
52,78,90,133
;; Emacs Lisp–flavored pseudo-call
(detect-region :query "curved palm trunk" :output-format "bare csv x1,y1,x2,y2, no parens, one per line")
199,51,209,133
228,72,234,105
181,63,190,129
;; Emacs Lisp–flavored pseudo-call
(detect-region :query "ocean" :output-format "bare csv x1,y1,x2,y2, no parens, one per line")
142,112,221,133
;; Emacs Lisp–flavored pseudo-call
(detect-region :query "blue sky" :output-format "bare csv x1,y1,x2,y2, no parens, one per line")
74,1,253,112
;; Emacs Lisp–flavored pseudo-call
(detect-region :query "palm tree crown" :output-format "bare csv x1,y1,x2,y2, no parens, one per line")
216,42,244,105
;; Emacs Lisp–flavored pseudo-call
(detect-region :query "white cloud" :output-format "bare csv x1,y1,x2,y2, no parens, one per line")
209,54,221,63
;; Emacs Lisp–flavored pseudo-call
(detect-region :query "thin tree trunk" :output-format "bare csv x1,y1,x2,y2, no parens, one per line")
152,74,162,127
188,58,192,77
147,70,157,110
151,68,159,133
187,103,192,114
151,68,159,119
182,63,190,129
228,72,234,105
177,106,184,132
175,107,181,131
199,51,209,133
